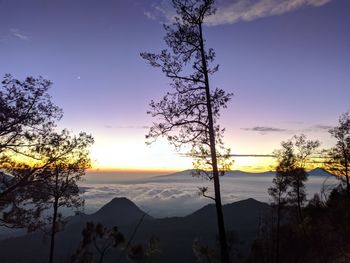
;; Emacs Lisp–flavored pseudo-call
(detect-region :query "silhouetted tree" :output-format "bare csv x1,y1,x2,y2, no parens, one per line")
268,163,290,263
247,212,275,263
0,159,48,229
141,1,233,262
0,130,93,240
249,130,350,263
275,135,319,223
32,130,94,263
127,236,160,263
72,221,159,263
0,74,62,200
0,74,62,154
72,222,125,263
193,231,241,263
269,186,350,263
250,135,320,263
325,112,350,196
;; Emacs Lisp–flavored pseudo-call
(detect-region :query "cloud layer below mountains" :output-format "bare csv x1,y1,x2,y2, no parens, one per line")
80,172,337,218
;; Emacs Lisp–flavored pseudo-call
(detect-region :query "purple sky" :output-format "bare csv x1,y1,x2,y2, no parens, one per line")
1,0,349,171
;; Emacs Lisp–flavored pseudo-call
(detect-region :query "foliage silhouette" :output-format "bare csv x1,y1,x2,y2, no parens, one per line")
0,74,62,156
247,130,350,263
35,130,93,263
324,112,350,196
72,222,125,263
126,235,160,263
274,135,319,223
0,74,63,200
72,220,160,263
2,130,93,262
193,231,241,263
249,135,320,263
267,165,289,263
0,75,94,263
249,187,350,263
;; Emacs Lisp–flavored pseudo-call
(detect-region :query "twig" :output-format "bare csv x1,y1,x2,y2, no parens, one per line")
116,212,147,263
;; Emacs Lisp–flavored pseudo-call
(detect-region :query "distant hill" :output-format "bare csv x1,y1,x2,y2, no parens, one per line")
308,167,335,177
0,197,270,263
155,168,333,179
150,169,275,181
86,197,153,225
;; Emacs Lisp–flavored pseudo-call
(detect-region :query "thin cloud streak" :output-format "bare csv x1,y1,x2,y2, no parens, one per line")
241,123,333,135
10,28,29,40
241,126,287,133
104,125,149,129
304,124,333,132
147,0,333,26
206,0,333,25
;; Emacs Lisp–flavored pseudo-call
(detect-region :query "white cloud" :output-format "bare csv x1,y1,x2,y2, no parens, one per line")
10,28,29,40
144,11,157,20
206,0,332,25
79,172,336,218
147,0,333,26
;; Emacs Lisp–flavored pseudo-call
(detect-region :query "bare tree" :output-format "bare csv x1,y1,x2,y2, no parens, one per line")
141,1,233,262
325,112,350,196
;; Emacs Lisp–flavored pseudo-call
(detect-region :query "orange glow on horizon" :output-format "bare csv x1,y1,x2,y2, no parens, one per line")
87,167,183,173
89,157,276,173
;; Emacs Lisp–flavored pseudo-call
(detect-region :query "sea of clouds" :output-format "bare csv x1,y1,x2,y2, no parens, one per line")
0,170,339,240
80,171,338,218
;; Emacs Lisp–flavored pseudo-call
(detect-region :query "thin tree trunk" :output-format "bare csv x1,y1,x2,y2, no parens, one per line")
275,198,281,263
49,197,58,263
49,168,59,263
198,22,230,263
345,160,349,196
99,253,105,263
296,178,303,223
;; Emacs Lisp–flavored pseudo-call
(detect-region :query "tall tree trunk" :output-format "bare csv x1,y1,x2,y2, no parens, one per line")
296,178,303,223
275,196,281,263
345,160,349,196
49,197,58,263
49,168,59,263
198,22,230,263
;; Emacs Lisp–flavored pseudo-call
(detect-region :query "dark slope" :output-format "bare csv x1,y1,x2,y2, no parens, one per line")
0,198,270,263
0,197,153,263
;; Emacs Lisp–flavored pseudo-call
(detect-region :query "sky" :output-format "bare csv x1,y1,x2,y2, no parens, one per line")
0,0,349,172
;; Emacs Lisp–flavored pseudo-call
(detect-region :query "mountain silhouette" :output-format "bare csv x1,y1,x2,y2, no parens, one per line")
308,167,334,177
86,197,153,225
0,197,269,263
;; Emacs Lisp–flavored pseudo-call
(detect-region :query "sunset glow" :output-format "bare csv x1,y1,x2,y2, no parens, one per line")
1,0,349,173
